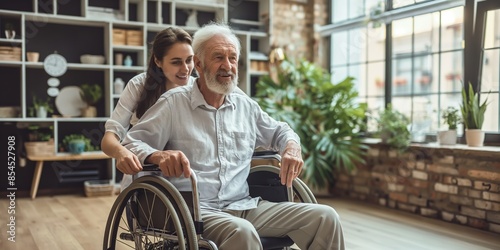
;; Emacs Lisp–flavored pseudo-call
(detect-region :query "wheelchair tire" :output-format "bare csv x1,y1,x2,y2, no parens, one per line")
103,182,196,250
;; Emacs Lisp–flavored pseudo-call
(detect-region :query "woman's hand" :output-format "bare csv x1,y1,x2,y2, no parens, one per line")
116,149,143,175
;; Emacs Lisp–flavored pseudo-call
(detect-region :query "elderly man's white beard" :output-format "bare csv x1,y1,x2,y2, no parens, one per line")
203,68,237,95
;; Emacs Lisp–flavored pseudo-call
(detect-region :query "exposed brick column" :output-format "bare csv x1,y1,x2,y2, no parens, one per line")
272,0,328,64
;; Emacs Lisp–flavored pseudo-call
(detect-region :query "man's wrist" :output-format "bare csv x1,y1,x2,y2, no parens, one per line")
145,151,160,164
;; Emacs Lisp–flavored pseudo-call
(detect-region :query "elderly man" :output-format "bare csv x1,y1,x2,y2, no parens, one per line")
122,22,345,250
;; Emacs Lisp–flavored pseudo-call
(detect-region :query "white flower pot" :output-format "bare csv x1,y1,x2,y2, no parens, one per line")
36,106,47,118
437,130,457,145
465,129,485,147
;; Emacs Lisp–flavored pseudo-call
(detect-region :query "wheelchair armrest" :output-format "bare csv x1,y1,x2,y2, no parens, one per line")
252,150,281,162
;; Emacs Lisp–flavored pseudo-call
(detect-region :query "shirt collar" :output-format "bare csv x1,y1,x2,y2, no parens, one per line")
190,79,236,110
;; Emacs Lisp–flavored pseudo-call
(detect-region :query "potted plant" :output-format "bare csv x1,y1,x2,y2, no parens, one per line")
460,82,488,147
376,104,411,151
24,125,55,156
4,22,15,39
254,58,367,190
32,96,54,118
437,106,461,145
79,83,103,117
62,134,98,154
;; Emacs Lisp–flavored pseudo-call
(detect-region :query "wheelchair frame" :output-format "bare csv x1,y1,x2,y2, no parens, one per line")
103,156,316,250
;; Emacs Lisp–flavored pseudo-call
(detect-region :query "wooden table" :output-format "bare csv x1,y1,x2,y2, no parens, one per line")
26,152,111,199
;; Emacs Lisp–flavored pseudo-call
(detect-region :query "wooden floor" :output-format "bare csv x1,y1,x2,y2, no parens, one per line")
1,195,499,250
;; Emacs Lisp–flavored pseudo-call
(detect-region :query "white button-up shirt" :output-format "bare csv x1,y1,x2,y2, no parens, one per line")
123,81,299,210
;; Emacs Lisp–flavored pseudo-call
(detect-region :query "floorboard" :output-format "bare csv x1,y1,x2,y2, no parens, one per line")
0,195,498,249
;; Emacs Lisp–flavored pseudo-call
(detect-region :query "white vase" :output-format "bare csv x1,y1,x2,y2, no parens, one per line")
465,129,485,147
5,30,15,39
114,78,124,94
437,130,457,145
36,106,47,118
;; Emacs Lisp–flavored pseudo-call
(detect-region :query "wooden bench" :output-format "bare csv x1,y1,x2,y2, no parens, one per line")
26,152,111,199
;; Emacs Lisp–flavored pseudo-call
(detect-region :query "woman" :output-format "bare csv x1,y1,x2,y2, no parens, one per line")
101,27,195,182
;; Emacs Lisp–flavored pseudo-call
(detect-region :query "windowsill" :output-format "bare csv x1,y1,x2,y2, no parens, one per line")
362,138,500,153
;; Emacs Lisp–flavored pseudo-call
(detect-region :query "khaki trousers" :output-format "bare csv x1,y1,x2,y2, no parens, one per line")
201,200,345,250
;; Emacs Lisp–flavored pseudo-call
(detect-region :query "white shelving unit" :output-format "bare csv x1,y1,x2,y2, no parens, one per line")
0,0,272,191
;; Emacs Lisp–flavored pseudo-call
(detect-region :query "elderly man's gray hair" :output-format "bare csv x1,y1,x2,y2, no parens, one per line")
192,22,241,62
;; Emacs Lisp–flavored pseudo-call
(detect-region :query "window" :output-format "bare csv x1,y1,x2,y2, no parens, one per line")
481,9,500,132
323,0,500,143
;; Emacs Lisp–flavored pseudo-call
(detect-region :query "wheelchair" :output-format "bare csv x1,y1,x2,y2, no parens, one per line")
103,152,317,250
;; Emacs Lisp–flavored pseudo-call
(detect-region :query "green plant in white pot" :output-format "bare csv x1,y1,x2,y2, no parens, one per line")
33,96,53,118
80,83,102,117
438,106,461,145
460,83,488,147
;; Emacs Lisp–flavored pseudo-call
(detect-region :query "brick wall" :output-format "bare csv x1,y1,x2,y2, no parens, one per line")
333,142,500,234
272,0,328,65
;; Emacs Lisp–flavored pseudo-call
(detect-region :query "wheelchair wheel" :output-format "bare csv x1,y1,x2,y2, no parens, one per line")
292,178,317,204
103,182,197,250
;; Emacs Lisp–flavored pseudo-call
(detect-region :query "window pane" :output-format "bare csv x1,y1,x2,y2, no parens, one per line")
366,97,385,133
332,66,348,84
414,13,438,53
367,61,385,97
367,24,386,61
441,7,463,51
429,53,440,93
440,51,463,92
366,0,384,15
332,31,348,66
482,9,499,133
349,27,367,64
349,64,365,96
482,49,500,93
413,55,434,94
392,57,412,95
349,0,365,19
392,18,413,55
484,9,500,49
393,0,416,9
412,96,434,142
482,94,498,132
392,97,412,115
333,0,348,23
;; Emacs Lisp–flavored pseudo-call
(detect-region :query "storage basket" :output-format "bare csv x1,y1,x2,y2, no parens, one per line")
24,140,55,157
84,180,114,197
0,46,21,62
126,30,143,46
112,28,126,45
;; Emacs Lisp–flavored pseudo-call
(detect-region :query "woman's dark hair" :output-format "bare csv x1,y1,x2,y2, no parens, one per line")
136,27,192,119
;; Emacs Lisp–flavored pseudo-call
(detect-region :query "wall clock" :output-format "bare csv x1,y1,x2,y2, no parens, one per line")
43,53,68,77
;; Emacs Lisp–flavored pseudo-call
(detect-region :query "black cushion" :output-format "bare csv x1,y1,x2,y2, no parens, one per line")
261,236,294,249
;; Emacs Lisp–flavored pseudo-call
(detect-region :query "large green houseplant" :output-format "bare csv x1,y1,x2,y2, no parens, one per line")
460,82,488,146
254,58,367,189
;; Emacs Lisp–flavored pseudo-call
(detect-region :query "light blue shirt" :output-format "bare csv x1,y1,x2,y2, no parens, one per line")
122,81,299,210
